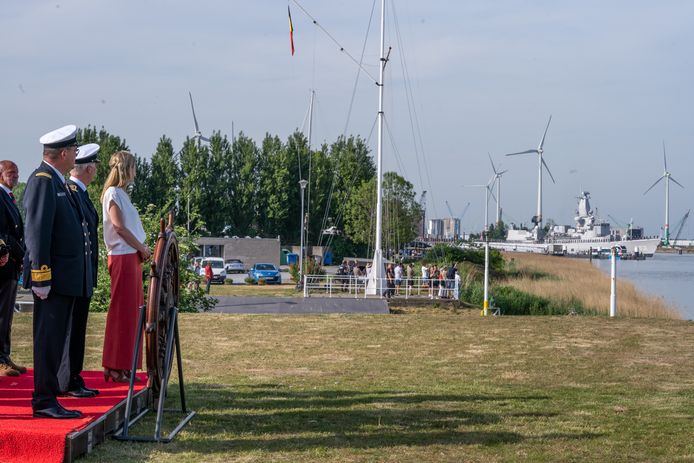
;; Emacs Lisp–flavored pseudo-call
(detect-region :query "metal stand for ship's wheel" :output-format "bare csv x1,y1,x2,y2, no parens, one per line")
114,213,196,443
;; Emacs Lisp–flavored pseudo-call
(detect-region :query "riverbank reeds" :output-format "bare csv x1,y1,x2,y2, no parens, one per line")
500,252,680,319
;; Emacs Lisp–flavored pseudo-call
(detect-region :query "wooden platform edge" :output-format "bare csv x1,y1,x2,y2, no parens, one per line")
63,386,151,462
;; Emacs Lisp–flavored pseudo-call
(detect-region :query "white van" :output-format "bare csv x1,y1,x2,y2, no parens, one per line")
201,257,227,284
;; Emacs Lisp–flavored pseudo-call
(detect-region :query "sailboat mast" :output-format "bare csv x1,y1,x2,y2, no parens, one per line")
370,0,386,293
306,89,315,248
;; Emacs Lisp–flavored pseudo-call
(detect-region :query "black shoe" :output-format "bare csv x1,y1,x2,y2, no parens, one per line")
60,387,98,398
33,405,83,419
82,385,100,395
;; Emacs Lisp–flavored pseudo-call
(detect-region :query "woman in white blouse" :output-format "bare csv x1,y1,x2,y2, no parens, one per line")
100,151,151,383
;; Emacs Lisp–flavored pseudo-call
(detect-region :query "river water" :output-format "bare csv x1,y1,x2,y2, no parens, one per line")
592,252,694,320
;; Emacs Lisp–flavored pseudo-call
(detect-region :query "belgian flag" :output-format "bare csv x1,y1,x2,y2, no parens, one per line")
288,5,295,56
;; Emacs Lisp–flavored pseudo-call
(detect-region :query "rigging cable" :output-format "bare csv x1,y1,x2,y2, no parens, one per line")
290,0,379,84
318,0,377,244
390,0,438,220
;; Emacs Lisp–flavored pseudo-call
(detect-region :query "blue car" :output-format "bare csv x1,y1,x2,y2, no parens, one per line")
248,263,281,284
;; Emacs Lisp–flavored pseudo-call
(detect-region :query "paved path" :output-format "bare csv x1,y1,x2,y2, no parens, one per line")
211,296,388,314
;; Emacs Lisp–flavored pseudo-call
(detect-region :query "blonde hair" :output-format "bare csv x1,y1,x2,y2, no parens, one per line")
101,150,136,202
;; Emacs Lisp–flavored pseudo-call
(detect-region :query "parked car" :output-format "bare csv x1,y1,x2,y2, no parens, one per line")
248,263,281,284
201,257,227,284
225,258,245,274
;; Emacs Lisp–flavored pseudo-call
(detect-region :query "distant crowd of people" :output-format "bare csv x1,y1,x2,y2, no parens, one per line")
336,260,461,299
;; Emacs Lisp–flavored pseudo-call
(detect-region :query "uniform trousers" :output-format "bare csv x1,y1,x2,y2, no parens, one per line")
32,292,75,410
58,295,91,391
0,278,18,363
102,253,143,371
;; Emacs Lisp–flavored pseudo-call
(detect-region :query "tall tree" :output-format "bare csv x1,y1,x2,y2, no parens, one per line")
178,138,206,234
199,132,233,235
146,136,179,214
257,134,292,239
130,155,153,210
343,172,422,255
228,132,260,236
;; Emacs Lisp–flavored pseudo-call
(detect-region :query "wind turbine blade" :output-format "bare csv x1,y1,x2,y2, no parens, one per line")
498,170,508,175
487,187,498,204
462,184,486,188
200,135,211,143
504,149,537,156
189,91,200,133
643,175,665,195
542,158,556,184
539,115,552,150
670,176,685,189
662,140,667,171
488,152,498,174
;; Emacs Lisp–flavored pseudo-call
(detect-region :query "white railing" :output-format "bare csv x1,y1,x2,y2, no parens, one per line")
302,274,460,300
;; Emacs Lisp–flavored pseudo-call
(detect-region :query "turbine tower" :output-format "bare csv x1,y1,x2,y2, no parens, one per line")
488,153,508,225
505,115,555,239
188,91,210,145
643,141,684,246
463,174,497,235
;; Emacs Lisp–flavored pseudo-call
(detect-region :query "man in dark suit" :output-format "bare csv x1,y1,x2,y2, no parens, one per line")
23,124,94,419
60,144,101,398
0,160,26,377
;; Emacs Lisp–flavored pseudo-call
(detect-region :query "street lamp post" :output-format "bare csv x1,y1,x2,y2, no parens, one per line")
299,180,308,287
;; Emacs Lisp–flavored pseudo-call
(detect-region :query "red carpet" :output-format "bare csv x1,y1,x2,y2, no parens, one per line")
0,370,147,463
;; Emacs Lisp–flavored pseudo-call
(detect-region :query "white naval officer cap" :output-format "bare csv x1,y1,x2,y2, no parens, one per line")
39,124,78,149
75,143,100,164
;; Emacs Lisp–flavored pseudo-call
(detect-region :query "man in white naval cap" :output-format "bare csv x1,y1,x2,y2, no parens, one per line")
58,143,101,398
23,125,94,419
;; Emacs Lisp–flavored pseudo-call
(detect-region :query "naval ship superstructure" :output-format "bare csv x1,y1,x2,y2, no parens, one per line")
488,192,660,257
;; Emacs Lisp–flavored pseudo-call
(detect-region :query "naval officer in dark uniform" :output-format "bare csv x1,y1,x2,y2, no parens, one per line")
23,124,94,419
59,144,101,398
0,160,26,377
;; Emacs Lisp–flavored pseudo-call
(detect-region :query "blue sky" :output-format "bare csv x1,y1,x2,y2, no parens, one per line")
2,1,693,236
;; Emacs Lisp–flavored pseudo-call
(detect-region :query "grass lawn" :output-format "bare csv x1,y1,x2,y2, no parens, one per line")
9,312,694,462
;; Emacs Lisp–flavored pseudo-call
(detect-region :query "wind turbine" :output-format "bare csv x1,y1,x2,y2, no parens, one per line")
505,115,555,238
643,141,685,246
463,174,497,235
188,91,210,145
488,153,508,225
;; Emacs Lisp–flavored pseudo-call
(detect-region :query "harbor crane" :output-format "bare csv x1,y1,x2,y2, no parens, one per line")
671,209,691,246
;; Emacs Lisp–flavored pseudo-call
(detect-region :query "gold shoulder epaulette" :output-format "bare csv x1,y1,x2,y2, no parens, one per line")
32,265,52,282
35,172,52,179
69,184,78,192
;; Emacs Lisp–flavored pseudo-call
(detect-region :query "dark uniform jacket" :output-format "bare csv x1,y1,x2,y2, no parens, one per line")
0,188,25,280
67,179,98,287
22,162,93,298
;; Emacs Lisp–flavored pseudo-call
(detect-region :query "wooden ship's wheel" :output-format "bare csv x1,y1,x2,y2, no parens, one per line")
145,212,179,400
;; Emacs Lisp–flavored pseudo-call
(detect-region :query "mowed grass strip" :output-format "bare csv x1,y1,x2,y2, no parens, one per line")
9,313,694,462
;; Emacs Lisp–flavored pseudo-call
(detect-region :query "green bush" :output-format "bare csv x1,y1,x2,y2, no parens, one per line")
422,244,504,274
289,260,326,284
288,263,300,284
490,286,590,316
244,276,257,285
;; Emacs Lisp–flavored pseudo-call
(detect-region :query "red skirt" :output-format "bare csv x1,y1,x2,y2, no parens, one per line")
102,253,144,371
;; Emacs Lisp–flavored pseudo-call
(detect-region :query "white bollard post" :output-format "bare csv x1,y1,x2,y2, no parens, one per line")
303,274,308,298
483,240,490,316
610,246,617,317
